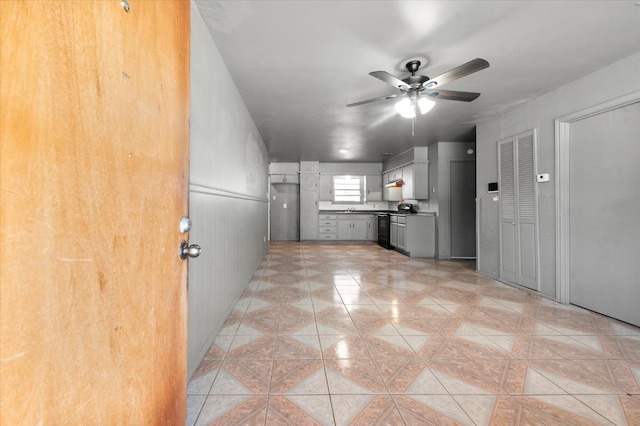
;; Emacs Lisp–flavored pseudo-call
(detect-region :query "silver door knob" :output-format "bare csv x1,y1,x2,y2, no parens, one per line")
179,241,201,260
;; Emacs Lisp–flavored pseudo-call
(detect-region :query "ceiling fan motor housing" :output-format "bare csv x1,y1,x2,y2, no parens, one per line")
403,60,429,90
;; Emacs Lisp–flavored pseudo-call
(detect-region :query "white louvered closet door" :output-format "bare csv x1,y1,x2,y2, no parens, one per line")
498,130,539,290
498,139,517,283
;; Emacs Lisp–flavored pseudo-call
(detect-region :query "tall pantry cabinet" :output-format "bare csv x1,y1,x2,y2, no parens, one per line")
299,161,319,240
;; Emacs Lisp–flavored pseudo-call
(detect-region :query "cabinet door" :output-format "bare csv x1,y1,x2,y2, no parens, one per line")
390,168,403,181
300,190,318,240
337,220,352,240
390,222,398,247
352,220,367,241
365,175,382,201
300,172,319,190
319,174,333,201
366,218,377,241
398,224,406,250
401,165,414,200
413,162,429,200
382,172,389,201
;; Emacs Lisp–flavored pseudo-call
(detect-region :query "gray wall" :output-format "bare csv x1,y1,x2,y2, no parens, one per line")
476,51,640,299
188,2,269,378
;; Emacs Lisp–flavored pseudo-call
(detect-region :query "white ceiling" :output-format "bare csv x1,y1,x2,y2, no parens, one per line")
196,1,640,162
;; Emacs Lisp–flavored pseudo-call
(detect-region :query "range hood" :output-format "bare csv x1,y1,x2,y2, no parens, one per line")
385,179,403,188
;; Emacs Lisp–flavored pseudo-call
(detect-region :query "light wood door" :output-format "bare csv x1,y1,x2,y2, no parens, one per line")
0,1,190,423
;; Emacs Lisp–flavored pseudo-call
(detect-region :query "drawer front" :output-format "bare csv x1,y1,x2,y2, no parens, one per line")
318,233,337,240
319,214,337,220
398,216,406,224
390,216,398,223
319,226,337,234
319,219,337,227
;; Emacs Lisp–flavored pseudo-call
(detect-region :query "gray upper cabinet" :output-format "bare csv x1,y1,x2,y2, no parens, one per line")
319,174,333,201
270,174,299,184
389,168,403,182
300,172,319,189
383,147,429,201
365,174,382,201
402,162,429,200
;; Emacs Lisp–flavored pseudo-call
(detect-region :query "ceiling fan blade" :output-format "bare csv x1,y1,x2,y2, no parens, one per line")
346,94,399,107
369,71,410,90
425,89,481,102
421,58,489,90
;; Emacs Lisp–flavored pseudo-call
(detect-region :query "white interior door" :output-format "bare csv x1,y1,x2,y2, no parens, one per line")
568,101,640,326
499,139,518,283
270,183,300,240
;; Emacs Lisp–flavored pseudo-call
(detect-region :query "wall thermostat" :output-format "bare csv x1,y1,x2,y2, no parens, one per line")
488,182,498,193
537,173,550,182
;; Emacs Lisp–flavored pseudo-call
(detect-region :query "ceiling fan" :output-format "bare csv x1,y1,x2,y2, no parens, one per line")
346,58,490,119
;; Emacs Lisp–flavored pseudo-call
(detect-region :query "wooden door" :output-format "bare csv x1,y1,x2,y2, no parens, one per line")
0,1,190,423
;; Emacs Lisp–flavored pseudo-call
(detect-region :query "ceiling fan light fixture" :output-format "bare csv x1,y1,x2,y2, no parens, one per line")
418,97,435,114
394,98,415,118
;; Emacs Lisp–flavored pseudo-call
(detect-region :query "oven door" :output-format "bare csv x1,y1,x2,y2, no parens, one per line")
376,214,392,249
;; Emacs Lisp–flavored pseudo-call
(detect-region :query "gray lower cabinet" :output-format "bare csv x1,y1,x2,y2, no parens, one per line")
337,218,367,240
397,221,406,251
390,216,398,247
390,214,435,257
336,214,370,240
366,217,377,241
318,214,337,240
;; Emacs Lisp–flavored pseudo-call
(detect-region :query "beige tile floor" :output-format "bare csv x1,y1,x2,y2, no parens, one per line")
187,242,640,425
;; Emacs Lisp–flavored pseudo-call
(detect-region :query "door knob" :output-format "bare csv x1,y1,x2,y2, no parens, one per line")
179,241,201,260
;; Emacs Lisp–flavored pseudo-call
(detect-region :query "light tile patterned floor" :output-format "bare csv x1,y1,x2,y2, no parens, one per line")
187,242,640,425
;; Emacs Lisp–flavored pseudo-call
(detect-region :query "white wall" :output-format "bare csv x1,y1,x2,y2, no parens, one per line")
188,2,269,378
476,51,640,298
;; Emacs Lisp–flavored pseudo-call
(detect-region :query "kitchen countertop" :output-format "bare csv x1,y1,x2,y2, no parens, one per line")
319,210,435,216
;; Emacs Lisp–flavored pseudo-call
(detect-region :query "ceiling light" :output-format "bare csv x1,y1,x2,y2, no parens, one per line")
418,97,435,114
394,98,415,118
339,149,348,153
395,96,434,119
